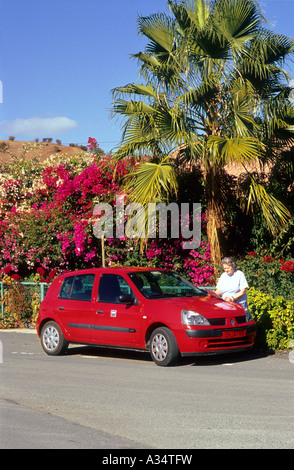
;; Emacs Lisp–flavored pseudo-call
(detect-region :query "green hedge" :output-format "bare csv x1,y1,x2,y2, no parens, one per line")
248,287,294,351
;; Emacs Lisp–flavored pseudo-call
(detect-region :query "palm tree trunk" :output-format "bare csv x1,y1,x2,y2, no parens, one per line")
206,202,222,267
205,166,224,267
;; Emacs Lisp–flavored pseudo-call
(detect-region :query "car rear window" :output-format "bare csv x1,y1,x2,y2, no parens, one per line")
59,274,95,301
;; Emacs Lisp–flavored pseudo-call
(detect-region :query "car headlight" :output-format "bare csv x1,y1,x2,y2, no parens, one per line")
245,310,253,322
181,310,210,326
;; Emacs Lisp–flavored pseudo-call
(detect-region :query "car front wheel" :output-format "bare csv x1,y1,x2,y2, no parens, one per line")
40,321,68,356
150,327,179,366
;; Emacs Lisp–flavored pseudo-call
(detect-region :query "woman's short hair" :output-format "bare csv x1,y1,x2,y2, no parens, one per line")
221,256,236,269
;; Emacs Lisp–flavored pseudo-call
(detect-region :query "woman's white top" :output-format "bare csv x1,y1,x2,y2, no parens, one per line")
216,269,248,311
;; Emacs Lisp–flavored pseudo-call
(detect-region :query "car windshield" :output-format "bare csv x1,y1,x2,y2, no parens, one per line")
128,270,206,299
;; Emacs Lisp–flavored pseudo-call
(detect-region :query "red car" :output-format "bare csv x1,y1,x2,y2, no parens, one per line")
36,267,256,366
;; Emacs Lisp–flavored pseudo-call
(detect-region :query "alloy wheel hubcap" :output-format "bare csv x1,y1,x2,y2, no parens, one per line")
152,334,168,362
43,326,59,351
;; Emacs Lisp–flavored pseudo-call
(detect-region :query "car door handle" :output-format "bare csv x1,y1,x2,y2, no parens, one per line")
58,307,65,310
96,310,104,314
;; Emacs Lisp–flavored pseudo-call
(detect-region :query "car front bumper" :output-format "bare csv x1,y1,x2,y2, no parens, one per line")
180,324,257,356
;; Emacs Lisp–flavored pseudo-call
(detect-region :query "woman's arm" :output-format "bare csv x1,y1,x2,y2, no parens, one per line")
224,288,247,302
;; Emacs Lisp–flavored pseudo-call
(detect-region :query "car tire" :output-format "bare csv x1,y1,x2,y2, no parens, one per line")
40,321,68,356
150,327,180,367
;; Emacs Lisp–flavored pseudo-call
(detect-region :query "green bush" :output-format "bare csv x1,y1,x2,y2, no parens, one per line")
248,287,294,351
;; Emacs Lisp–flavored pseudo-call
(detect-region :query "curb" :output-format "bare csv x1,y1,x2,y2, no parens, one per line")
0,328,36,334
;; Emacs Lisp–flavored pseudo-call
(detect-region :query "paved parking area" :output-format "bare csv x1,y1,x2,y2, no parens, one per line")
1,330,293,449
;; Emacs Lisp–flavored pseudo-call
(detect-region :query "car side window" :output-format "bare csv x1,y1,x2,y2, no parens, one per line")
59,276,75,299
129,272,161,298
98,274,133,303
59,274,95,301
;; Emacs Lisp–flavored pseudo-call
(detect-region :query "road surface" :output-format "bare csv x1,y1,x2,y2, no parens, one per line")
0,330,293,449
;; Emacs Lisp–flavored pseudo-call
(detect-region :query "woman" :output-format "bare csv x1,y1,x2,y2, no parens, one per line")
215,256,248,311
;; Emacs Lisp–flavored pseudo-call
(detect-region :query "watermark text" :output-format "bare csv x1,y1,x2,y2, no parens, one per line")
93,196,201,249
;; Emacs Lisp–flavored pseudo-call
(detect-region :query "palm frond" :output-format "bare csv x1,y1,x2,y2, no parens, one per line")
169,0,211,33
230,78,259,135
206,135,263,165
137,13,176,57
124,158,178,206
213,0,261,38
241,29,294,80
133,52,185,91
112,99,157,117
246,176,291,234
177,72,220,110
112,83,157,99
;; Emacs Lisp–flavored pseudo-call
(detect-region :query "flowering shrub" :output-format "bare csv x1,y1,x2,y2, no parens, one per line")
0,142,215,287
182,243,215,286
87,137,98,151
103,209,215,286
0,148,130,276
280,260,294,273
0,266,57,328
105,237,215,287
239,252,294,303
0,274,33,328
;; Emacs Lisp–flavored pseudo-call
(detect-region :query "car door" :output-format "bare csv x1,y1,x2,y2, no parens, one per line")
89,273,143,347
56,273,96,342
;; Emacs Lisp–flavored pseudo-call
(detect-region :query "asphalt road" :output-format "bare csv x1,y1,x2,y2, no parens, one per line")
0,330,293,450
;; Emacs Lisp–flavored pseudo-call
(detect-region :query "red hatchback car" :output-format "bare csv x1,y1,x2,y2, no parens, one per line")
37,267,256,366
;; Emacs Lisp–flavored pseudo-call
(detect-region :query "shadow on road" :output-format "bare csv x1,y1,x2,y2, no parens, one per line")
182,349,269,367
65,344,153,362
64,343,269,367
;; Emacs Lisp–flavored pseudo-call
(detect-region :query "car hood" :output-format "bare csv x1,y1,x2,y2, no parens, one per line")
150,294,245,318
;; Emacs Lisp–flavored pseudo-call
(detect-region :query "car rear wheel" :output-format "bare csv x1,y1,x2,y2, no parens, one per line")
150,327,180,367
40,321,68,356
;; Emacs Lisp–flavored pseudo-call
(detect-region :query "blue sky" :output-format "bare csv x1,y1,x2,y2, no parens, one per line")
0,0,293,153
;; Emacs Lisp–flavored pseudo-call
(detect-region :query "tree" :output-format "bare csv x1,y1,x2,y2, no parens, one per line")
111,0,294,265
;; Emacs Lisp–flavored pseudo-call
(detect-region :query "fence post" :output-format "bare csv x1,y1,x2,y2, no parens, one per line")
1,282,4,318
40,283,46,302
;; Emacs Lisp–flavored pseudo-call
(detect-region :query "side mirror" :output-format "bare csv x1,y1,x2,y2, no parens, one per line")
119,294,135,304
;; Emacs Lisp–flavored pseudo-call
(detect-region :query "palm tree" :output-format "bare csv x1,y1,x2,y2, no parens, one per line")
111,0,294,265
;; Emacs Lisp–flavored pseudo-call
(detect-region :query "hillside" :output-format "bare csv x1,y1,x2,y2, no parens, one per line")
0,139,280,179
0,140,88,163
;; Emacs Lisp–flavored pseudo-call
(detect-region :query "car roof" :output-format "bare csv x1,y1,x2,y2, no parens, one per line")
59,266,164,277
